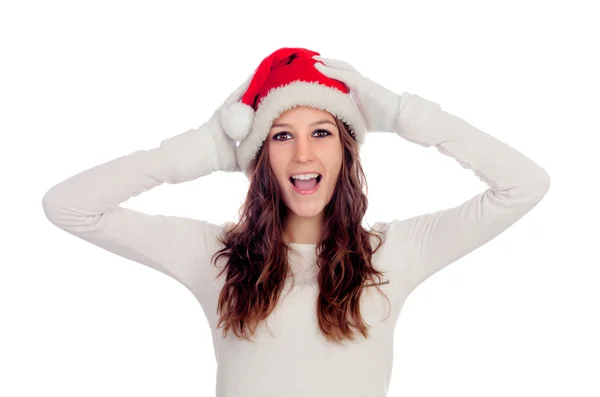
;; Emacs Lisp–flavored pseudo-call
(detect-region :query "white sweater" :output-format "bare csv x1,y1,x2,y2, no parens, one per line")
42,93,550,397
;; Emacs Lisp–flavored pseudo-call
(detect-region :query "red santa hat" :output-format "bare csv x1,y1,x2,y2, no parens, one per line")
220,47,367,173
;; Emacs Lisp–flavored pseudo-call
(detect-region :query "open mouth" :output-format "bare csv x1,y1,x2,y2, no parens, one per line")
289,174,322,193
289,174,322,186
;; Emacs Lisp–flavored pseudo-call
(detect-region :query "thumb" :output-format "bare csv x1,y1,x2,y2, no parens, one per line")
222,73,253,107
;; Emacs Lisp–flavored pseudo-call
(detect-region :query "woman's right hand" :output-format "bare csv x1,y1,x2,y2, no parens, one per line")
207,73,253,172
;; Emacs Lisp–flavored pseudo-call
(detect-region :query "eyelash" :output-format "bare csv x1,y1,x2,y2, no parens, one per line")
272,129,332,141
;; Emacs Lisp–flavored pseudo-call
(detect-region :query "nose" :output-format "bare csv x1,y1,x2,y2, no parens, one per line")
293,133,315,163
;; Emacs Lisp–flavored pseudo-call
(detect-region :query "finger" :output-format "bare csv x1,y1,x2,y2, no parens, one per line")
312,55,357,73
313,55,352,70
313,61,357,85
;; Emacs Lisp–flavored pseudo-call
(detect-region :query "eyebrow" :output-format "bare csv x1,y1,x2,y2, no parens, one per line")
271,119,337,129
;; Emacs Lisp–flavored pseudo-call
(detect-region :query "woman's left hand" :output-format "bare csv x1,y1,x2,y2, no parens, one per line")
312,55,406,133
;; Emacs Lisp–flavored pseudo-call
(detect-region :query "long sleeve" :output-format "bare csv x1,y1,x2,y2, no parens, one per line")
384,93,550,292
42,121,228,295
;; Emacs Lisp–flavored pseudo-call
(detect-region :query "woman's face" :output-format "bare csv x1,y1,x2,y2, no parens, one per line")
267,106,343,219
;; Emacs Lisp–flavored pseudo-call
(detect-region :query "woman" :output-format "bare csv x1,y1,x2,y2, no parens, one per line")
42,47,550,397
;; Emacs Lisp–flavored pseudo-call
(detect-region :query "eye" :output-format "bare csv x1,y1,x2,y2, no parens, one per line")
314,129,332,138
272,132,292,141
271,129,332,141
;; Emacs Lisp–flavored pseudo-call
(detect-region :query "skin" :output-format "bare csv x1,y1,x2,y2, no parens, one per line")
266,106,343,245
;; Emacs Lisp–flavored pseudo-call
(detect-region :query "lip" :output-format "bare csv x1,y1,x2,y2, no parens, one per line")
289,174,322,195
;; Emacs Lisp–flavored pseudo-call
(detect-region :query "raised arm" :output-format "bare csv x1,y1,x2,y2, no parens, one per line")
42,76,251,294
387,93,550,291
312,56,550,293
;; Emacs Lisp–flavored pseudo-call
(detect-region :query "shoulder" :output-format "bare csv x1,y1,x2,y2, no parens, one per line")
368,218,414,257
368,220,399,242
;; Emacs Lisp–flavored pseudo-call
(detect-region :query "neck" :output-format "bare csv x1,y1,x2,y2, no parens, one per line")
283,211,324,245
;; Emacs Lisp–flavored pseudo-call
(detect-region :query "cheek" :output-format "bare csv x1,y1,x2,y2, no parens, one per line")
323,149,343,177
268,153,291,188
268,150,286,174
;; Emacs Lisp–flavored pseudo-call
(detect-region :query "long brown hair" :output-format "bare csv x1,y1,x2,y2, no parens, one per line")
211,113,389,344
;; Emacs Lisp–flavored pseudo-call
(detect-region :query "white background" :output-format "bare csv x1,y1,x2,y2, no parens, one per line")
2,0,598,396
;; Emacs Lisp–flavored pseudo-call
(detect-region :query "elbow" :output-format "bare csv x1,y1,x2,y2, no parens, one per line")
41,185,72,227
535,167,551,195
42,188,62,226
42,186,102,233
525,166,551,203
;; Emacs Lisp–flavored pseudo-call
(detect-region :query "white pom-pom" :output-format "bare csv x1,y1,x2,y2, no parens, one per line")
221,102,255,141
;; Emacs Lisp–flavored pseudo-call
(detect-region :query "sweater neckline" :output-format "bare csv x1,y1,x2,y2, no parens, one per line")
287,242,317,248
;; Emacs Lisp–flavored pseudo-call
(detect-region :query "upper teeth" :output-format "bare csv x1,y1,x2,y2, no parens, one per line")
292,173,320,180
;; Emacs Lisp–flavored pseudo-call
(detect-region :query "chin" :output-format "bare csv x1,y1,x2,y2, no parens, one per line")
282,190,330,219
287,203,325,219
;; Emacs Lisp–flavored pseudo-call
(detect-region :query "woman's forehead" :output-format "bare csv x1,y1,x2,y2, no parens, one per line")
272,106,335,125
